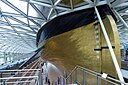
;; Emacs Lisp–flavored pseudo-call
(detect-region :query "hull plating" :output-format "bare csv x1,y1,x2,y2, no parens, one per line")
40,15,120,78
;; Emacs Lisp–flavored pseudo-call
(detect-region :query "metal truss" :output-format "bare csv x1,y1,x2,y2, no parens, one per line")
0,0,128,54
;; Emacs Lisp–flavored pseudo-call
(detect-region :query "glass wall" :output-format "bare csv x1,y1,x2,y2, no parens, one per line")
0,52,35,66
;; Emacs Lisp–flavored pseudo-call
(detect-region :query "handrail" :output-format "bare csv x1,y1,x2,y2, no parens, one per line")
66,65,99,79
66,66,77,79
23,62,40,85
19,46,44,69
0,80,35,84
13,59,40,85
21,59,39,76
19,52,38,69
0,76,38,85
0,69,40,72
65,65,128,85
0,76,38,80
0,59,41,85
0,61,40,83
0,60,40,82
0,72,34,75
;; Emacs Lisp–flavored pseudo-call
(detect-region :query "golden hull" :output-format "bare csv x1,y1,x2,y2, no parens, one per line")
40,15,120,78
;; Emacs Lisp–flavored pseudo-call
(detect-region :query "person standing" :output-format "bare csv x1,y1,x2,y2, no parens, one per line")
58,76,60,84
48,79,50,85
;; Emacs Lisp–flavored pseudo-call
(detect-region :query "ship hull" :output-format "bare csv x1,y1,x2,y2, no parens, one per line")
37,5,120,79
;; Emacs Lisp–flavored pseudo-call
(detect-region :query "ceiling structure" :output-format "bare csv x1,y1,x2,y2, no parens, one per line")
0,0,128,53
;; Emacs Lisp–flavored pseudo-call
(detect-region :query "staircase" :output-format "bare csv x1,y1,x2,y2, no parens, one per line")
65,65,127,85
0,58,41,85
1,63,127,85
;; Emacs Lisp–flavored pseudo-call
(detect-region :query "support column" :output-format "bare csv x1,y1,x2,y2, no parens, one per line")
94,7,125,83
113,9,128,29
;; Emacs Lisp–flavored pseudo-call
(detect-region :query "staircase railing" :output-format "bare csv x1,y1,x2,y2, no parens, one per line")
0,76,39,85
65,65,128,85
19,46,44,69
0,69,41,85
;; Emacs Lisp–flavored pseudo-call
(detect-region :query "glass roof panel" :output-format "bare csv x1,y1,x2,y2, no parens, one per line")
0,0,128,53
0,1,19,14
8,0,28,14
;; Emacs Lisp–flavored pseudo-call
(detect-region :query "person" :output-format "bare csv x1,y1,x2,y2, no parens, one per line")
40,62,44,73
42,67,44,73
48,79,50,85
58,77,60,84
41,62,44,66
45,77,48,83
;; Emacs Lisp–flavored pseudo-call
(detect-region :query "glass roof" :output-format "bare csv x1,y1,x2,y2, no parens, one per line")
0,0,128,53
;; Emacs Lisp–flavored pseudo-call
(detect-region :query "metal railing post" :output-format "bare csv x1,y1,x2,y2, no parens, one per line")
75,68,78,84
38,70,42,85
66,77,68,84
94,6,125,84
70,74,72,84
18,71,20,85
0,72,2,85
36,77,39,85
63,70,67,85
64,77,66,85
3,80,5,85
96,74,100,85
83,69,86,85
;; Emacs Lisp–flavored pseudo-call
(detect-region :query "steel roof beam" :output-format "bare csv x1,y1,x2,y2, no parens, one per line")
3,16,36,49
0,23,38,31
7,16,36,33
0,31,35,34
47,0,62,20
28,0,70,10
50,0,59,15
114,2,128,8
30,3,47,21
69,0,73,9
1,0,41,27
114,9,128,29
0,21,8,25
0,27,35,34
84,0,93,5
0,33,36,39
0,36,32,50
2,12,44,21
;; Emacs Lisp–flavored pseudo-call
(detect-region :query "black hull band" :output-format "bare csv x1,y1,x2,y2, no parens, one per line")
37,5,116,46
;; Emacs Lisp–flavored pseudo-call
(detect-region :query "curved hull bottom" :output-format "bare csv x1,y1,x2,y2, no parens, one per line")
40,15,120,80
